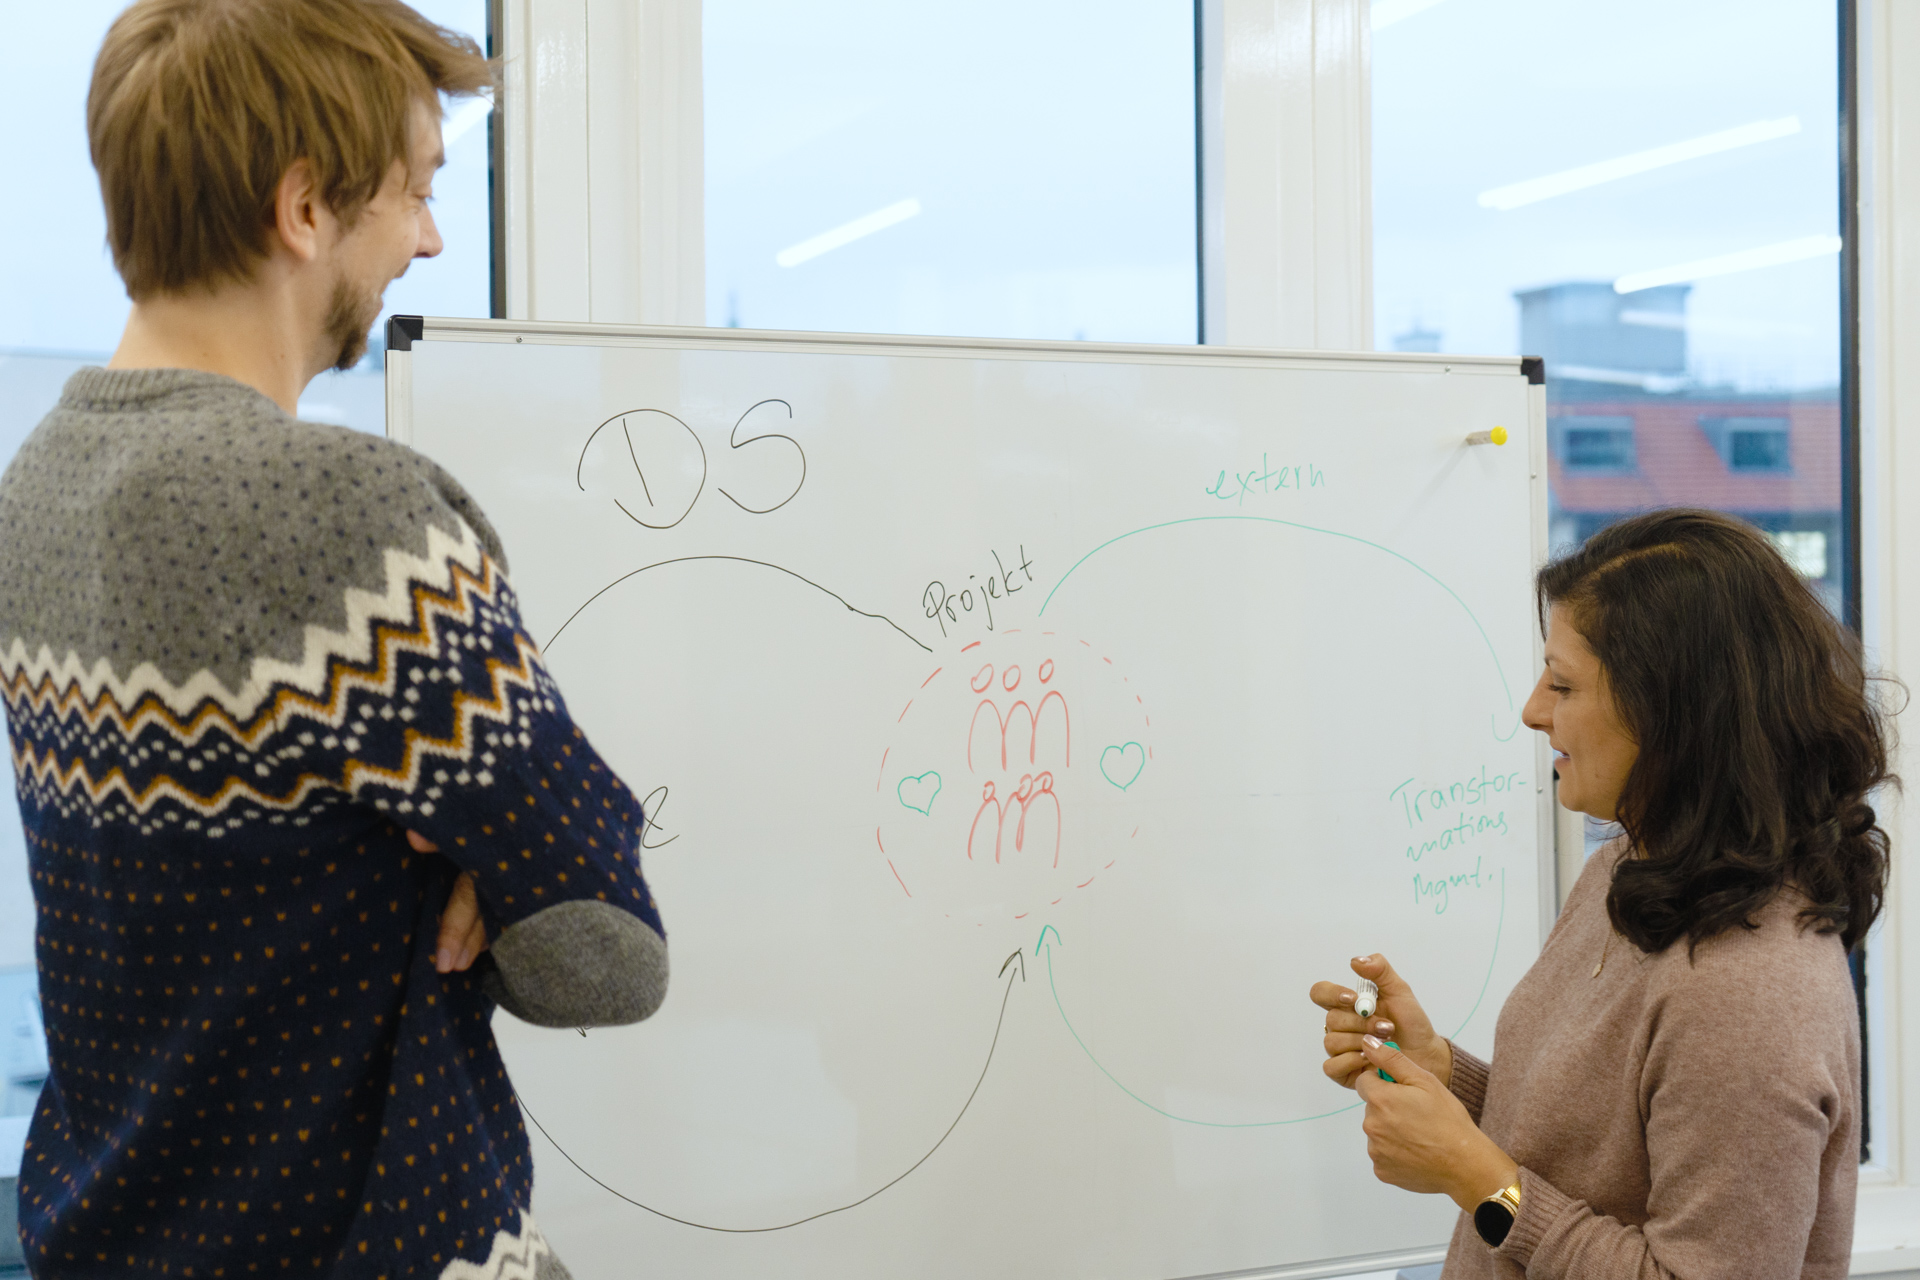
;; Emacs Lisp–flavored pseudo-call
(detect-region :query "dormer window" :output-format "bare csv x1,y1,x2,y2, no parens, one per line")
1552,415,1636,473
1701,417,1791,472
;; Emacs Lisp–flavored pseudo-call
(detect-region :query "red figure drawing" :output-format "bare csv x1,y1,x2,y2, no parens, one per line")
967,772,1063,866
966,690,1070,773
878,635,1149,922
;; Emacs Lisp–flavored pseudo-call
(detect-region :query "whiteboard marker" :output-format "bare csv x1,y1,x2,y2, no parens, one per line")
1353,978,1379,1020
1465,426,1509,446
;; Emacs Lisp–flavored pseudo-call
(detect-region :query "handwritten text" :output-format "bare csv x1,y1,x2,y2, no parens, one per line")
924,546,1036,638
1205,454,1326,506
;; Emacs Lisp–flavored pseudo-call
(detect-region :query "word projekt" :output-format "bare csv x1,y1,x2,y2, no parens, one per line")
922,546,1036,637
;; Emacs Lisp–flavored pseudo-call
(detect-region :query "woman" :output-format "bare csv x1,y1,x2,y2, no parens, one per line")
1312,508,1889,1279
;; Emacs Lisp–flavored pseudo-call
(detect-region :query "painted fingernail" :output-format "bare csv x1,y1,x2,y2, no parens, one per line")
1374,1020,1394,1034
1363,1034,1383,1049
1338,992,1354,1005
1352,955,1371,963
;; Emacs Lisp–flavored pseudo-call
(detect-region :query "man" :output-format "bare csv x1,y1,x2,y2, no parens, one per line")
0,1,667,1274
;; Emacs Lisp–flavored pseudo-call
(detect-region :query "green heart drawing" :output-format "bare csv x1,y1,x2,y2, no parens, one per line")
1100,743,1146,791
897,771,942,815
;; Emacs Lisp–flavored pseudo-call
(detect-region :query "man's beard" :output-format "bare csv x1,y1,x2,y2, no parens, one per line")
324,274,384,372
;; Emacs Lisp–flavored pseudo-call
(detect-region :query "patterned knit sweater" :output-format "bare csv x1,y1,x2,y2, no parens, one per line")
0,369,668,1278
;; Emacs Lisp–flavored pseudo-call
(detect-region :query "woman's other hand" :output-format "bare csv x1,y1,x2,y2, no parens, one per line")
1355,1037,1517,1211
1310,952,1452,1089
407,830,490,974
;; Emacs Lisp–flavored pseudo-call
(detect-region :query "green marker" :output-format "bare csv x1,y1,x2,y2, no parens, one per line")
1378,1040,1399,1082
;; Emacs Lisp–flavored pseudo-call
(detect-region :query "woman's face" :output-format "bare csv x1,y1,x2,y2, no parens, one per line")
1521,604,1639,821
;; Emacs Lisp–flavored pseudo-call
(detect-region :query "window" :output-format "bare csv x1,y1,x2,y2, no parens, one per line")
702,0,1198,343
1701,415,1793,471
1372,0,1845,618
1553,415,1637,473
0,2,494,449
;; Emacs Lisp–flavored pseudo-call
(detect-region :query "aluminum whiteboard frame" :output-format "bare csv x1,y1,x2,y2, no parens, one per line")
383,313,1556,1280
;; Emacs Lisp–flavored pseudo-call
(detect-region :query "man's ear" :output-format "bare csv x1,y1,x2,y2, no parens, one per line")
271,158,325,265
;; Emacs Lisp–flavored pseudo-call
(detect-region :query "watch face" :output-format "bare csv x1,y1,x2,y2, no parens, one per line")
1474,1198,1516,1247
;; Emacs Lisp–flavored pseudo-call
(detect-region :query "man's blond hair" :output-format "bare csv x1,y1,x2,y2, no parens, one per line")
89,0,493,299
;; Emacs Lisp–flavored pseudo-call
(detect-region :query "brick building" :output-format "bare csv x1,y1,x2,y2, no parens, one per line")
1513,282,1841,610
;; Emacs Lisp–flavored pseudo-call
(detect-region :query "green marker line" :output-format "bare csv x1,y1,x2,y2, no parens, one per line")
1037,515,1515,717
1444,866,1505,1040
1036,863,1506,1127
1038,936,1359,1129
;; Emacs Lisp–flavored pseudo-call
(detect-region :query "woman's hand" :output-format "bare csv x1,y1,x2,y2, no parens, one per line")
407,830,490,974
1355,1037,1518,1212
1310,953,1452,1089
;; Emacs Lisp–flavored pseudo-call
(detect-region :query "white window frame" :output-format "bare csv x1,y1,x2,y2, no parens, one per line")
1856,0,1920,1267
492,0,1920,1269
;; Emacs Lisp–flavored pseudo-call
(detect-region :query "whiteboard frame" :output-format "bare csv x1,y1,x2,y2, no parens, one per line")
384,315,1558,1280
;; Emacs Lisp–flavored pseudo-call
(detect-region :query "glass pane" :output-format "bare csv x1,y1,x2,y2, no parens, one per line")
0,1,492,449
301,0,495,433
1372,0,1842,615
703,0,1198,342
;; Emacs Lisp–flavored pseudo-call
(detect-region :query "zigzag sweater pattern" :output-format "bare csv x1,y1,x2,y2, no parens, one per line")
0,369,668,1278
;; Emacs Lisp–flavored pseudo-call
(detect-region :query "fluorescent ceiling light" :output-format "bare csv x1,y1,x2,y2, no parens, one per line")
442,96,493,147
1553,365,1690,394
1372,0,1447,30
776,198,922,268
1478,117,1800,211
1613,234,1841,294
1618,310,1815,338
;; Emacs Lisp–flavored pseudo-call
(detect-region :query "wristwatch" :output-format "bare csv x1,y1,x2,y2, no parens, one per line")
1473,1180,1523,1247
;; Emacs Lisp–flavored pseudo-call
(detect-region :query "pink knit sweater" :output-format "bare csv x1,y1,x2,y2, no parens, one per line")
1441,840,1861,1280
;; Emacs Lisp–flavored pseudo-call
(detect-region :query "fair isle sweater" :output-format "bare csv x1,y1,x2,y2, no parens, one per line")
0,369,668,1278
1440,839,1859,1280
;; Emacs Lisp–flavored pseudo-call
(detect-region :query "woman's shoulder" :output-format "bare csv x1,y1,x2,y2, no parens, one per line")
1645,889,1856,1026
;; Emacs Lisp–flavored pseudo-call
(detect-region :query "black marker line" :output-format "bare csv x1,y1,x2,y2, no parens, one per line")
544,556,932,653
578,408,708,530
516,950,1026,1233
637,785,679,850
717,398,807,516
621,420,655,509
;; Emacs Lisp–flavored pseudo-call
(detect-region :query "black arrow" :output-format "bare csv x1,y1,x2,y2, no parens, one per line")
516,949,1026,1232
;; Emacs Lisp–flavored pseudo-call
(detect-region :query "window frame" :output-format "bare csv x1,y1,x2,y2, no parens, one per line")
488,0,1920,1262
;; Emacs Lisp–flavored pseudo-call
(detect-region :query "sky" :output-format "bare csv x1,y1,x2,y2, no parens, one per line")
4,0,1840,391
0,0,493,359
1372,0,1842,391
703,0,1199,344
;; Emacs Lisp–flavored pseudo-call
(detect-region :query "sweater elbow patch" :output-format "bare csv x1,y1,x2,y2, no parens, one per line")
485,899,669,1028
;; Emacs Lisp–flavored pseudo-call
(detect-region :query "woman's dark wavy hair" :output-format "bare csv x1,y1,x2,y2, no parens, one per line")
1539,508,1895,955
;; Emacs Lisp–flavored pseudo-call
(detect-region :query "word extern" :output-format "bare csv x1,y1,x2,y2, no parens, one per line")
1205,453,1326,505
923,546,1036,637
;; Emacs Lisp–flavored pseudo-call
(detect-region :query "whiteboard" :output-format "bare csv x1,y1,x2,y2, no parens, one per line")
387,318,1553,1280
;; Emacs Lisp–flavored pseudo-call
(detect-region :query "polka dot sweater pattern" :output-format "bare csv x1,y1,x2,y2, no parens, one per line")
0,369,668,1278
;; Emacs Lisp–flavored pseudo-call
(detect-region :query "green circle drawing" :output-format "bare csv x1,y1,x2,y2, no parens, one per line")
1038,514,1522,741
1035,868,1506,1128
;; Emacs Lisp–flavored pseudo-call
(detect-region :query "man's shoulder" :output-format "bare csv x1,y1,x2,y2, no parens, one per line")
24,367,496,557
0,367,507,689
